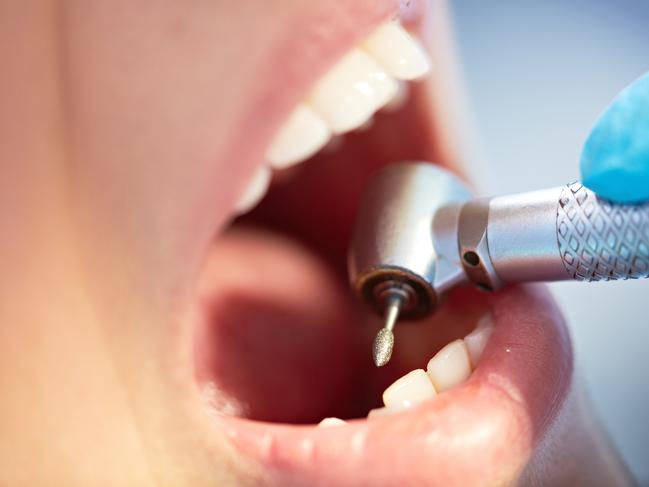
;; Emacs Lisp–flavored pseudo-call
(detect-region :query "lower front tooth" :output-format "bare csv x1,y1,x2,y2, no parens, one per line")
318,417,347,427
464,314,495,368
382,368,437,408
367,407,394,419
426,339,472,393
234,166,272,214
266,104,331,169
367,402,410,419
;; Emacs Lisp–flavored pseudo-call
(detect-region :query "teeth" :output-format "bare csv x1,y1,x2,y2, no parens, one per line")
318,417,347,427
367,315,492,419
308,49,398,133
322,134,345,154
464,315,494,368
381,81,410,113
267,104,331,169
367,403,409,419
354,116,375,132
368,326,489,419
362,22,431,80
234,166,272,214
245,21,430,215
426,339,472,393
382,368,437,409
367,407,390,419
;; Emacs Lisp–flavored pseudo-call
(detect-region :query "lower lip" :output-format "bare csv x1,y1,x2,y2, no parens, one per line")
211,284,572,485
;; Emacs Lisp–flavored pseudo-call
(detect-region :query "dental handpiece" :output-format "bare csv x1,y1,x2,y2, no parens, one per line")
348,162,649,366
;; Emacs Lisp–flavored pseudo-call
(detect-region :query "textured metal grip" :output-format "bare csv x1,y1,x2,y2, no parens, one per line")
557,182,649,281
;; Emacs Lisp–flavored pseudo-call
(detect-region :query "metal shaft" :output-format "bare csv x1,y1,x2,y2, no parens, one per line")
348,162,649,367
457,182,649,289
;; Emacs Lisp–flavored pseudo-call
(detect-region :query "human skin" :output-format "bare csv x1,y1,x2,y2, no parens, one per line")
0,1,633,485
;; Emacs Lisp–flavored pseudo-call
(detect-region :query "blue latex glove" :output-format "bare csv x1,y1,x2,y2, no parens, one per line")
580,71,649,203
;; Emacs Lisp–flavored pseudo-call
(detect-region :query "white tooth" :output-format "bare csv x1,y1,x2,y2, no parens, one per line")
426,339,472,393
363,22,431,80
234,166,272,214
367,407,395,419
318,417,347,427
322,134,345,154
382,369,437,409
354,116,374,132
267,104,331,169
308,49,398,133
381,81,410,113
367,402,410,419
464,315,495,369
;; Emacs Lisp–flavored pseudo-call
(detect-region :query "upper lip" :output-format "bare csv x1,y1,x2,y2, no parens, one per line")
189,1,574,485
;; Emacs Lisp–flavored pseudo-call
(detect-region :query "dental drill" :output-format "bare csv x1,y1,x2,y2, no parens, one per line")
348,162,649,366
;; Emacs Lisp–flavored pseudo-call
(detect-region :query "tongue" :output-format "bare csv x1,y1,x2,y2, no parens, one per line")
193,226,368,424
192,224,487,425
193,90,481,424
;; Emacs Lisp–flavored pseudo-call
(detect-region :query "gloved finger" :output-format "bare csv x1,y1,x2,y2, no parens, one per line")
580,71,649,204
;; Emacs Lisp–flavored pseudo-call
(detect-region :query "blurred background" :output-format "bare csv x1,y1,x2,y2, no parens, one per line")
451,0,649,482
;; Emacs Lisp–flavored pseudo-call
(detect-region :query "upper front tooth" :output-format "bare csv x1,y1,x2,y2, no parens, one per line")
234,165,271,214
262,21,431,172
426,339,472,393
382,368,437,409
267,104,331,169
381,80,409,113
308,48,398,133
362,22,431,80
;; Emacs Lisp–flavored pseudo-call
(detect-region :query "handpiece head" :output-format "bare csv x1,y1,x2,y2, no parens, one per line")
348,162,472,359
351,161,649,366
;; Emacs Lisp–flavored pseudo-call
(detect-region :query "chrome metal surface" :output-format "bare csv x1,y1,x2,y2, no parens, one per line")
349,162,649,335
485,187,568,283
557,182,649,281
457,198,503,290
348,162,473,319
480,184,649,284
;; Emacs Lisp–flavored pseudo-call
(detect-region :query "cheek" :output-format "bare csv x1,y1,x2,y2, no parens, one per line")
518,384,607,485
61,2,293,298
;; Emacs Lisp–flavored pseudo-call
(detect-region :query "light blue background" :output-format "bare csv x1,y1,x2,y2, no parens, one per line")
452,0,649,482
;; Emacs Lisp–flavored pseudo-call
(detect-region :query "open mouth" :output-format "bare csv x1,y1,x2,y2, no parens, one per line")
188,2,573,485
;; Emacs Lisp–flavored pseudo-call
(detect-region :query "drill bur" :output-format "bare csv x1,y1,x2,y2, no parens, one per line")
372,294,403,367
